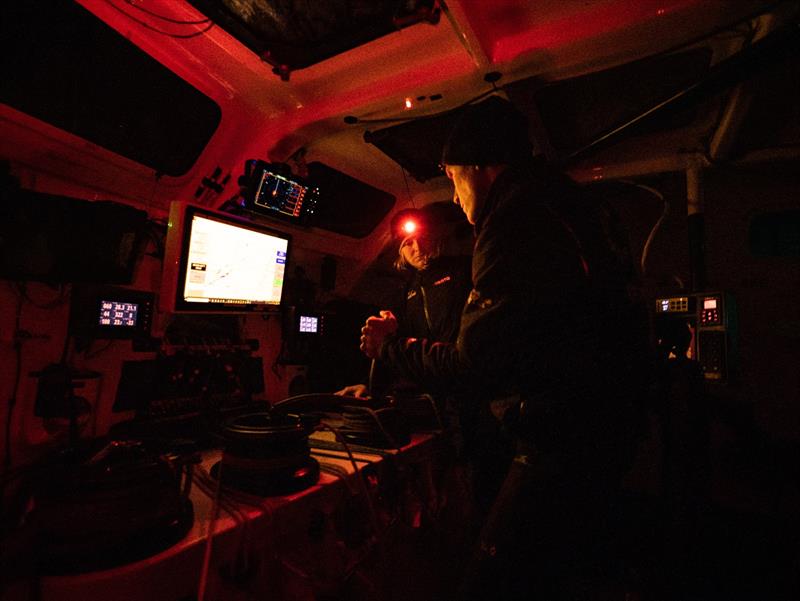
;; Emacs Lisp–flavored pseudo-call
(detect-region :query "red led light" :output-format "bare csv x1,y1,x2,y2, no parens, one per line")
401,219,418,235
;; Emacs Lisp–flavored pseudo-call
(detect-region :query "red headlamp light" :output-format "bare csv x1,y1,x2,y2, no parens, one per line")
391,208,425,241
399,218,419,237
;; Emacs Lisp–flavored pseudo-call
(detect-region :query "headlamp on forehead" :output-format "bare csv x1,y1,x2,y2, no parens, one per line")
400,218,419,237
390,201,465,244
391,208,424,241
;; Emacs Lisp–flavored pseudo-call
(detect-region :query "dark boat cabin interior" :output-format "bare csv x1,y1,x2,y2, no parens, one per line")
1,1,799,599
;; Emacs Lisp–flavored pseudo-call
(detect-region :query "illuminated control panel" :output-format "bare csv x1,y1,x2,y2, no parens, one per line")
656,296,690,314
99,300,139,328
299,315,319,333
654,291,736,382
254,169,311,218
69,285,156,352
699,295,722,325
240,160,319,225
93,289,154,339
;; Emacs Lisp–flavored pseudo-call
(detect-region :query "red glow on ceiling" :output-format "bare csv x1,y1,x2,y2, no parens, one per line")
462,0,700,64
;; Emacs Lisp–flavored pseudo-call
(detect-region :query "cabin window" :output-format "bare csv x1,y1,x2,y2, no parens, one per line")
363,48,713,180
1,3,221,177
506,47,713,161
365,109,468,183
0,190,148,284
306,162,395,238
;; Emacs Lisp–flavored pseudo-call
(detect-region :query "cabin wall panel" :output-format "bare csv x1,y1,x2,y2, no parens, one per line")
604,172,692,291
0,208,290,469
703,163,800,441
0,283,73,467
602,163,799,442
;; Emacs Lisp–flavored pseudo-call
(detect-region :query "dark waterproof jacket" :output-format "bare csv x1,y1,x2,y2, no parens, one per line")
382,160,651,459
367,254,471,396
399,254,472,345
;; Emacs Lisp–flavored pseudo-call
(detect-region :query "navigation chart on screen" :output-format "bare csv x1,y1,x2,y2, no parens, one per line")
182,215,287,304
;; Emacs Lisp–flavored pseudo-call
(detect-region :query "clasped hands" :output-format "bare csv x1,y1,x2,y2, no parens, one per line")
333,310,398,397
359,310,398,359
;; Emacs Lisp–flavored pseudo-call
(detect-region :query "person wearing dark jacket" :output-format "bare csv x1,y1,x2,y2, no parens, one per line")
391,205,514,517
336,201,472,398
360,95,652,599
397,253,470,351
394,204,473,355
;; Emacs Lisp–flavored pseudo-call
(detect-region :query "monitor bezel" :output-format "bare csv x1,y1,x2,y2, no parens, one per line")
161,202,292,314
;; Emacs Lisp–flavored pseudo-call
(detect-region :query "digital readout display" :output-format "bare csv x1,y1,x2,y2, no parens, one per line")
299,315,318,333
99,300,138,327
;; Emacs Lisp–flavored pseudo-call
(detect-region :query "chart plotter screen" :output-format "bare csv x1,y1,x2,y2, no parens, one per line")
181,213,288,307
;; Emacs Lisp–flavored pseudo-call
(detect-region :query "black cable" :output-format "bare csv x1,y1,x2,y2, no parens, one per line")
317,421,390,594
103,0,215,39
614,180,669,277
14,281,69,310
399,166,415,208
143,219,166,260
2,290,25,483
341,406,403,450
317,423,385,534
368,358,378,397
83,339,116,360
272,342,288,381
197,462,223,601
123,0,211,25
193,463,261,590
60,332,72,366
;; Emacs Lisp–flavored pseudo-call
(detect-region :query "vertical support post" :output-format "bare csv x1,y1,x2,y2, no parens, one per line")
686,166,706,292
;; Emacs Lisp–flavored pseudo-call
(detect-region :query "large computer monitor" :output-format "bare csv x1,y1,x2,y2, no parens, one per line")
161,202,290,313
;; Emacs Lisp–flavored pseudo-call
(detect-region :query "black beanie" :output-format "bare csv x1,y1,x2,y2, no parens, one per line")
441,95,533,166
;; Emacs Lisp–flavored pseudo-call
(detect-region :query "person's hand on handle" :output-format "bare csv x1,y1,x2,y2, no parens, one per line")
334,383,369,398
360,310,398,359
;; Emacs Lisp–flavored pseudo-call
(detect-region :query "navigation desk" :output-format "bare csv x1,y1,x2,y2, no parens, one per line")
39,431,445,601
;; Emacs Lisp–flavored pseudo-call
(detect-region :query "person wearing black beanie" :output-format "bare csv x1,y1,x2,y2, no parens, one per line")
361,94,652,599
441,94,533,169
437,96,534,225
